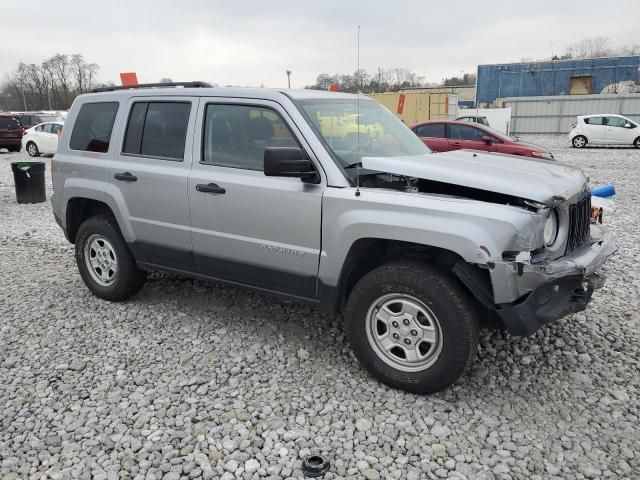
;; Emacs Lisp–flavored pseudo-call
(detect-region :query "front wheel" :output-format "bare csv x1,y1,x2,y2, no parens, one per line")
634,137,640,149
75,215,146,301
344,262,479,394
26,141,40,157
572,135,587,148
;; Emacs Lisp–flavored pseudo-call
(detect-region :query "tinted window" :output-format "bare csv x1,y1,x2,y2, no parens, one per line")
202,104,298,171
448,124,485,141
69,102,119,153
53,124,63,135
123,103,147,154
584,116,604,125
0,116,20,128
416,123,446,138
43,124,54,133
122,102,190,160
35,124,45,132
606,116,627,128
20,115,32,126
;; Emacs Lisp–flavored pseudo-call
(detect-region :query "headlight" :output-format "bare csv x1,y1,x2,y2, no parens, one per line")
531,151,554,160
543,209,559,246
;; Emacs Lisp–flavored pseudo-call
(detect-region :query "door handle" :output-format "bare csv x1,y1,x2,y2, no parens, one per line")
196,183,226,194
452,142,462,146
114,172,137,182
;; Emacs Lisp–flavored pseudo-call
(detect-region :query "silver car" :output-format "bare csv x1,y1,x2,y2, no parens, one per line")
51,82,615,394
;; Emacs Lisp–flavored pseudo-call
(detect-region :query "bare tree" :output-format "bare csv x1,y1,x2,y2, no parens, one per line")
564,37,612,59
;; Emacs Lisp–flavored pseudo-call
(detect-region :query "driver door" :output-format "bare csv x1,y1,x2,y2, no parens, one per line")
188,99,324,298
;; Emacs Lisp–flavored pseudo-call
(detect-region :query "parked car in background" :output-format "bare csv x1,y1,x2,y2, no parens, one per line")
569,114,640,148
18,113,66,130
0,114,23,152
22,121,64,156
456,115,490,127
411,120,554,159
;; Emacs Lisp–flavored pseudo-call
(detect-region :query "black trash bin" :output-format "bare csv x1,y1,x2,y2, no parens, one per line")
11,161,46,204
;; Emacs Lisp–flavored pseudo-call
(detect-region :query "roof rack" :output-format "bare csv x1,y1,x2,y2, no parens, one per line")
91,81,213,93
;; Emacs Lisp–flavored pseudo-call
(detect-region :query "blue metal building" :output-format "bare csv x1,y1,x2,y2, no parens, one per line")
476,56,640,106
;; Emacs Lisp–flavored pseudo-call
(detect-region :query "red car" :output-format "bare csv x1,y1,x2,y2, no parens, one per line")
411,120,554,160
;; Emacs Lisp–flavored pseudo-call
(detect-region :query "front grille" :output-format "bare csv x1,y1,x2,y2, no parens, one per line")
566,195,591,254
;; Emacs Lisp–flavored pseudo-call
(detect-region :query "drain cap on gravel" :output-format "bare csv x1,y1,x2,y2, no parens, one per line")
302,454,330,477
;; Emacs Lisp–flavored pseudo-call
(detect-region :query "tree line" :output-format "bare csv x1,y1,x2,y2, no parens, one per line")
1,54,101,111
306,68,430,93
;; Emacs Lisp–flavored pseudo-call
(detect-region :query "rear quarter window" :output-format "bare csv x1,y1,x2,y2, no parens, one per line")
69,102,119,153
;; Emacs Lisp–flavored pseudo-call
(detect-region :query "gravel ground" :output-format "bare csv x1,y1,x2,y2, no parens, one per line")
0,137,638,480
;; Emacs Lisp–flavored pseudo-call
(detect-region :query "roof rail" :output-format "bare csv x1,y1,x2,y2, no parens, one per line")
91,81,213,93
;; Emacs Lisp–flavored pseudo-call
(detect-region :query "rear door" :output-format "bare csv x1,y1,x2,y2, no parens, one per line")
413,123,448,151
40,123,60,153
604,116,637,144
583,116,606,143
447,124,496,152
188,99,323,298
106,97,197,269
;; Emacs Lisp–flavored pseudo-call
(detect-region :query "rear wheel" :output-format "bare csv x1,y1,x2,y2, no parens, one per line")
344,262,480,394
572,135,587,148
26,141,40,157
75,215,146,301
634,137,640,149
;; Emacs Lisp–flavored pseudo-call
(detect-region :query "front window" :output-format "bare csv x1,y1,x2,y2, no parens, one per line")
296,98,430,168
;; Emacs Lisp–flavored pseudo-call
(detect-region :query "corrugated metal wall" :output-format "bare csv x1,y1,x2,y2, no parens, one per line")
477,56,640,106
502,94,640,134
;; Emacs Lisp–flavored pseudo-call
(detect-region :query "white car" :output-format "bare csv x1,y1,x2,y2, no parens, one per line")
21,121,65,156
568,114,640,148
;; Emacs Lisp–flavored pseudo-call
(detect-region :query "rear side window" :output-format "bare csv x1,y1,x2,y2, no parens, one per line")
415,123,446,138
69,102,119,153
0,116,20,128
123,102,191,160
584,116,604,125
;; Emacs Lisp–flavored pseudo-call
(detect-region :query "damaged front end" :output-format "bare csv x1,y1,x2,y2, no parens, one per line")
490,222,616,335
358,153,616,336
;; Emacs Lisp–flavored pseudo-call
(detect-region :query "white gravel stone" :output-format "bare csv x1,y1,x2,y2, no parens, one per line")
0,139,638,478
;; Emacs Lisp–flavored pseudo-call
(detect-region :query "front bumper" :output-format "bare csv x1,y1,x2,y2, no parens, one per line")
491,225,616,335
496,274,604,335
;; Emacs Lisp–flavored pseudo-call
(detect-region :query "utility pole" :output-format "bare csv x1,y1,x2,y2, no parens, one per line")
286,70,292,88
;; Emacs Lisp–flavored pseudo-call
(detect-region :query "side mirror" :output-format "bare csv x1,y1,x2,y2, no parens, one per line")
481,135,492,144
264,147,319,183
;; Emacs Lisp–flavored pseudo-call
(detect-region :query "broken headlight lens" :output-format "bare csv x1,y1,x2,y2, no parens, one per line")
543,209,559,246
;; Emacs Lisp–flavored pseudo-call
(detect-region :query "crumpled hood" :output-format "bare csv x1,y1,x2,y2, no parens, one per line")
362,150,588,204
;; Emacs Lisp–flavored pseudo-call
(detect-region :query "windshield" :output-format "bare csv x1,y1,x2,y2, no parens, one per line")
296,98,430,167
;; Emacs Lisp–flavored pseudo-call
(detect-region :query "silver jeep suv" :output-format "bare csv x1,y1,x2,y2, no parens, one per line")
51,82,615,394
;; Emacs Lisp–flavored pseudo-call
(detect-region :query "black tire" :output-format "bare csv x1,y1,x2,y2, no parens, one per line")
26,141,40,157
75,215,146,301
572,135,587,148
634,137,640,149
344,262,479,394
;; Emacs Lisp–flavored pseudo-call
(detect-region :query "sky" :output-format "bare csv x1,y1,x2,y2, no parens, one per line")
0,0,638,88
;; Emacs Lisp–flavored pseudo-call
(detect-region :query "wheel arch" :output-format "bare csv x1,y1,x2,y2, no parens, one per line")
319,238,493,317
65,197,118,244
